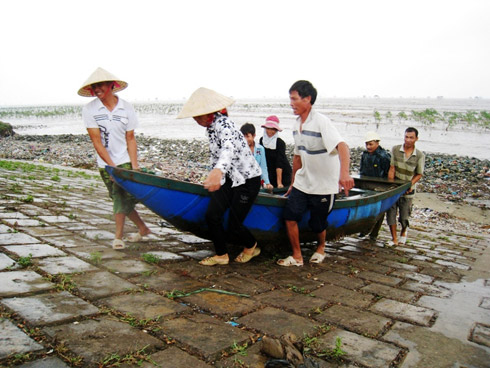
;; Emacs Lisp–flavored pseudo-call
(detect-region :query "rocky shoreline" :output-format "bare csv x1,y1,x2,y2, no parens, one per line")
1,134,489,209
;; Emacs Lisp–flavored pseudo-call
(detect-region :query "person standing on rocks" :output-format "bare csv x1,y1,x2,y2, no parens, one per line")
177,87,262,266
78,67,151,250
358,131,391,241
277,80,354,267
259,115,292,189
385,127,425,246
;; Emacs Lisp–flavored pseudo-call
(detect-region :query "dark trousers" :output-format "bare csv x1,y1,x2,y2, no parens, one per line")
205,176,261,256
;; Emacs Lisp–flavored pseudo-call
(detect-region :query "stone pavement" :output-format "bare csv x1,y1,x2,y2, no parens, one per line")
0,160,489,368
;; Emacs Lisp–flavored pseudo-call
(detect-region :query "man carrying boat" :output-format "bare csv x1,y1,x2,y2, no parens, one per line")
177,88,262,266
358,131,391,241
277,80,354,267
386,127,425,246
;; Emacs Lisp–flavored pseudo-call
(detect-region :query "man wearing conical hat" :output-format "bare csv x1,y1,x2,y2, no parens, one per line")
79,67,151,250
178,87,262,266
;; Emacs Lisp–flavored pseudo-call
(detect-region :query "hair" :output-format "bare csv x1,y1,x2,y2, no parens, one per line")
289,80,317,105
405,127,419,137
240,122,255,136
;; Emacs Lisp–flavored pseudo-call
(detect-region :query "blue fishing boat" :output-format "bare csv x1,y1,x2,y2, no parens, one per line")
106,166,410,245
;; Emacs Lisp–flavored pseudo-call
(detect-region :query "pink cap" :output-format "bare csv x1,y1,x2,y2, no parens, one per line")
261,115,282,131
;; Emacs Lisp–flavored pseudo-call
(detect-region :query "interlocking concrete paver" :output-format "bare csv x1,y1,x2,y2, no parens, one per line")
317,328,401,367
18,356,70,368
313,283,373,308
357,270,403,286
0,270,54,297
71,270,137,300
361,283,417,303
314,270,366,290
369,298,436,326
43,316,164,366
237,306,319,338
0,232,41,245
36,255,97,274
161,313,252,361
68,245,127,261
1,291,99,326
207,272,274,295
3,244,66,258
102,259,154,276
100,291,190,319
255,289,327,316
120,347,213,367
0,252,16,270
181,290,258,317
314,304,391,337
2,219,45,227
39,235,97,248
1,162,490,367
144,250,184,261
384,321,490,368
0,319,44,359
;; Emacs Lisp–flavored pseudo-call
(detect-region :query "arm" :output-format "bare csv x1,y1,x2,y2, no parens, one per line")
276,168,284,188
125,130,139,170
275,139,288,188
337,141,354,196
388,165,395,181
285,154,302,196
86,128,116,167
257,146,273,189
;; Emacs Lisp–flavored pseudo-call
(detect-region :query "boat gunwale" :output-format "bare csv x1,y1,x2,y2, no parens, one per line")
107,166,411,209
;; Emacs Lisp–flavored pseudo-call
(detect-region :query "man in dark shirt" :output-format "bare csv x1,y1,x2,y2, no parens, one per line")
359,131,391,241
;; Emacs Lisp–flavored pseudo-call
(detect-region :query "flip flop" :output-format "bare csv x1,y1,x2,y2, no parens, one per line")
235,247,261,263
399,229,408,245
277,256,303,267
309,252,326,264
199,256,229,266
112,238,125,250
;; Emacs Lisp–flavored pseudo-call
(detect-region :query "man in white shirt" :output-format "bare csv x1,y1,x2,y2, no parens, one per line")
278,80,354,267
79,67,151,250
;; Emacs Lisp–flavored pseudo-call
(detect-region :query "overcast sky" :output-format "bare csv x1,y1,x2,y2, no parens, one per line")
1,0,489,106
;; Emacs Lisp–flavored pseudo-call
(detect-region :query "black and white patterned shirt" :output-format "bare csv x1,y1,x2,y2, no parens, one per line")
206,113,261,187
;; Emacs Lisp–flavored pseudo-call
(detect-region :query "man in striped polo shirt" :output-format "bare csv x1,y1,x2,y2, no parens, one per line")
386,127,425,246
277,80,354,267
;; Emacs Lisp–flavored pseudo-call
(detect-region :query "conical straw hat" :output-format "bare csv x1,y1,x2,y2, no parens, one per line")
177,87,235,119
77,67,128,97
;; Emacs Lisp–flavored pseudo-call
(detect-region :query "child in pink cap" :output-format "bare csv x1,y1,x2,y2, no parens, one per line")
259,115,292,188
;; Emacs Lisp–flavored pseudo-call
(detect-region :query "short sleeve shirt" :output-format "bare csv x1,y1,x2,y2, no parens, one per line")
390,144,425,196
292,109,344,194
207,113,261,187
82,97,138,168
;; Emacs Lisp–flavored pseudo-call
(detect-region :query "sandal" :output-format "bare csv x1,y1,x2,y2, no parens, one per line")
309,252,326,264
385,240,398,247
235,247,261,263
277,256,303,267
126,232,149,242
112,238,125,250
199,256,229,266
399,230,408,245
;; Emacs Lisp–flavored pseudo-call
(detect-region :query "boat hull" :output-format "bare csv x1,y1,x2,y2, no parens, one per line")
106,166,410,245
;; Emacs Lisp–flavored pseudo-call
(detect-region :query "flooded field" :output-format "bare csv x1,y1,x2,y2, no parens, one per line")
2,97,490,159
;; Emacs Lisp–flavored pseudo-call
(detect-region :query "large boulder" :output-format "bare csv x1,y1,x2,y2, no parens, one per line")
0,121,15,137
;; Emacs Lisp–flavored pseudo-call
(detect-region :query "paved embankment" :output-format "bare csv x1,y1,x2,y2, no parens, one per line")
0,160,489,367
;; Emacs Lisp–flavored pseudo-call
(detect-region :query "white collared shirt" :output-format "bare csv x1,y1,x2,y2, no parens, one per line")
292,109,344,194
82,97,138,168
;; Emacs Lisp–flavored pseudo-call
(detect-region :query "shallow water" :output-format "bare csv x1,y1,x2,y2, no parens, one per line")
5,98,490,160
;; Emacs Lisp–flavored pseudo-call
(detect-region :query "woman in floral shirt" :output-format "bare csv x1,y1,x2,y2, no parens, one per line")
178,87,262,266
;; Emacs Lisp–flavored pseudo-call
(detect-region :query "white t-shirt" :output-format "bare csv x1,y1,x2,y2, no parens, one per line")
82,97,138,168
292,109,344,194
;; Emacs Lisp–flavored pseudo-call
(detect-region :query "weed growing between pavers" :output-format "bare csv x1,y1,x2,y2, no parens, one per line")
45,274,77,292
17,253,33,268
99,345,157,368
142,253,160,264
89,251,102,265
